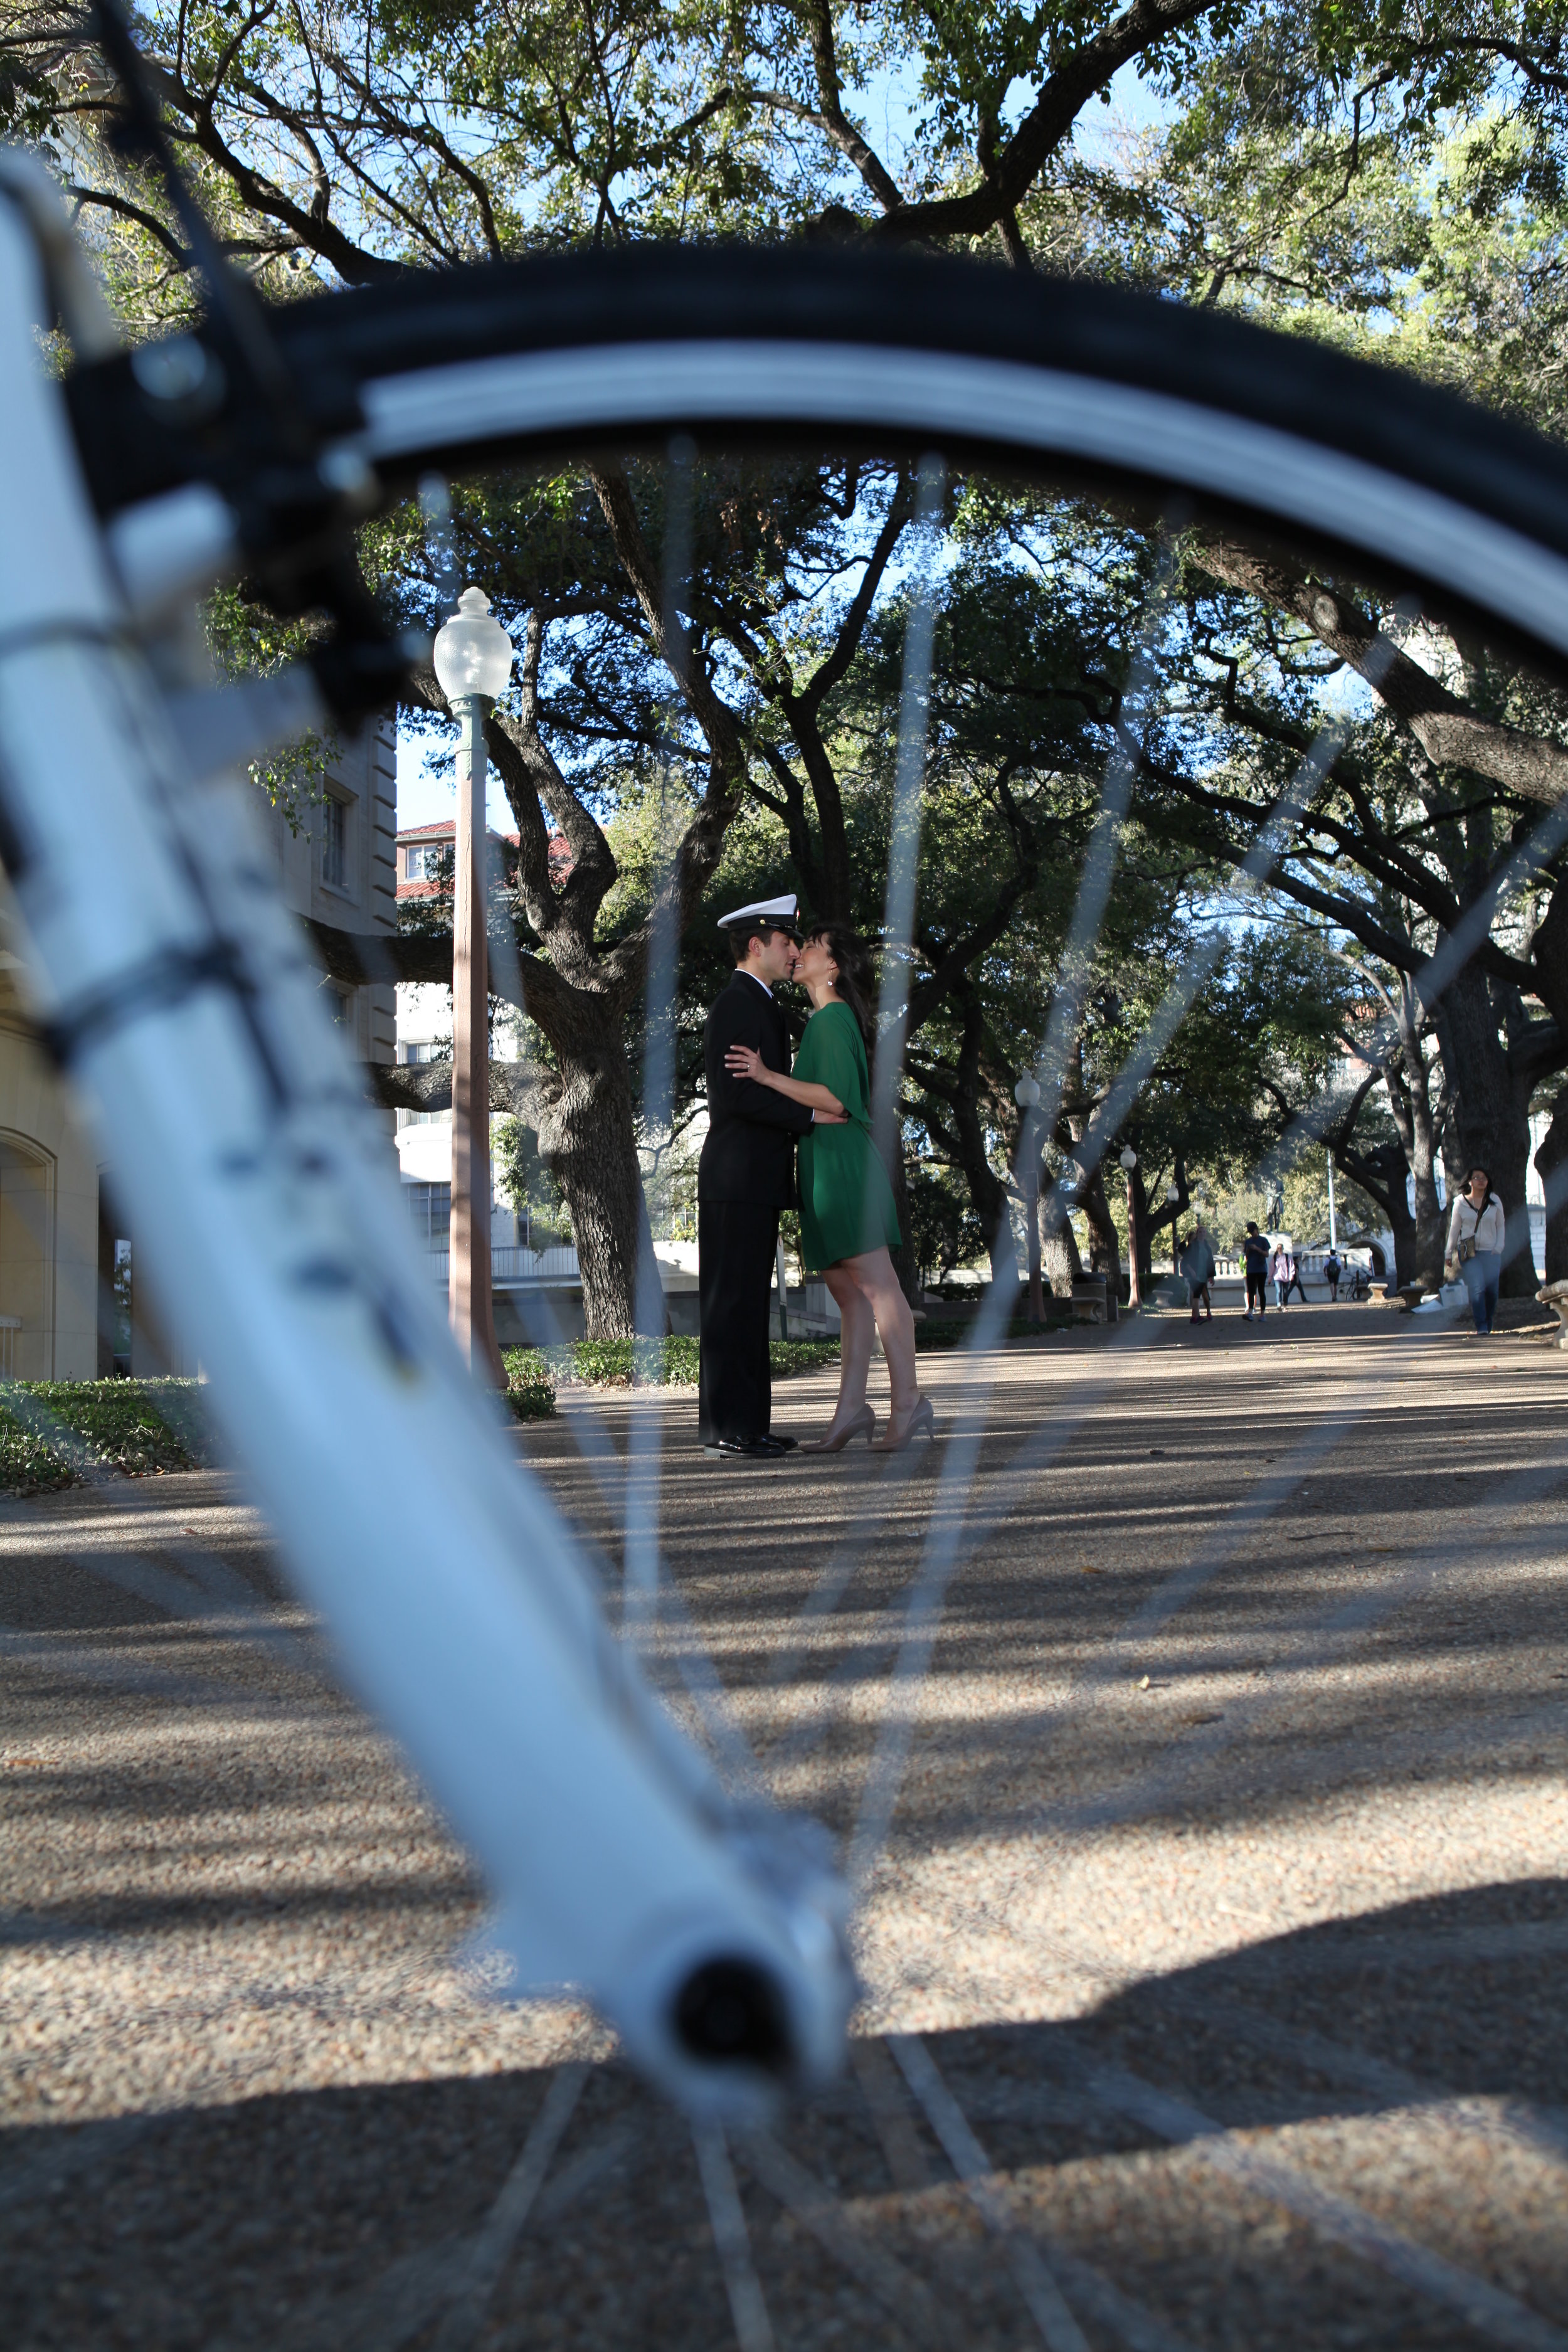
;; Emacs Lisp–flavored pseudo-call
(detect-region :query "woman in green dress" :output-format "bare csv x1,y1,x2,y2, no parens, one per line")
724,923,932,1452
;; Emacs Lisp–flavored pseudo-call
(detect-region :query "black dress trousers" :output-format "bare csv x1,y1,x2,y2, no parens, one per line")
697,1200,779,1444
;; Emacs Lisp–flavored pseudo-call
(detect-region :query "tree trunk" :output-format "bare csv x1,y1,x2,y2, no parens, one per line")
1438,967,1536,1294
942,997,1019,1290
1039,1162,1083,1298
1041,1216,1083,1298
534,1046,664,1340
1138,1161,1188,1276
883,1138,923,1308
1535,1082,1568,1284
1076,1163,1122,1282
1337,1136,1418,1288
1380,1000,1447,1291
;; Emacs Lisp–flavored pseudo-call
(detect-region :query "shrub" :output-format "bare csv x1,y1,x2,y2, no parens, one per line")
501,1347,558,1419
0,1378,215,1494
915,1315,1071,1350
569,1335,701,1387
504,1336,840,1391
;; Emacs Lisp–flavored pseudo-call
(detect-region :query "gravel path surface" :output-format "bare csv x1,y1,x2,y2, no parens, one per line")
3,1303,1566,2349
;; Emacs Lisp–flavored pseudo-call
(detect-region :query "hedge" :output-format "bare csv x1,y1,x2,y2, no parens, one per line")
0,1379,216,1495
503,1336,840,1395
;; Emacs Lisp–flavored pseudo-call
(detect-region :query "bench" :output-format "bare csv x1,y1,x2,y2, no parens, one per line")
1538,1278,1568,1348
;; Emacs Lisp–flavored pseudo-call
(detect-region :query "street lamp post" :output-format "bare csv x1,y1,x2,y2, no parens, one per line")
1119,1145,1140,1310
1166,1179,1182,1275
1015,1074,1044,1322
433,587,514,1386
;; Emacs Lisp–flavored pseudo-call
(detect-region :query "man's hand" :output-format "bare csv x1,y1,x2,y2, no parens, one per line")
814,1106,849,1123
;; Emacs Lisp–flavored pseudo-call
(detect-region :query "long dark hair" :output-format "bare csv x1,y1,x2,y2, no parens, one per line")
1465,1165,1498,1209
804,921,876,1043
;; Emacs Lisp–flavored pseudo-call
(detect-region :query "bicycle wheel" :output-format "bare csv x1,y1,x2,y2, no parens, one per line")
9,181,1568,2352
68,243,1568,670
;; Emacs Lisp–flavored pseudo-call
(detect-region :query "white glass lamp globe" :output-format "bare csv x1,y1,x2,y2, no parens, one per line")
1014,1074,1042,1108
1166,1181,1181,1204
1119,1146,1136,1172
433,586,514,702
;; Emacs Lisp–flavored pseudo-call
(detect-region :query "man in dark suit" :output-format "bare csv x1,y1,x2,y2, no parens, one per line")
699,894,814,1458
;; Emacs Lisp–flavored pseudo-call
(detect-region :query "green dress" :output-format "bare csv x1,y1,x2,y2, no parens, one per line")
794,1001,901,1272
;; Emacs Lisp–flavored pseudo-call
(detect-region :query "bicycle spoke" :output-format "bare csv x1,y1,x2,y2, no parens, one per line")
624,437,696,1633
887,2033,1091,2352
693,2121,777,2352
429,2063,588,2352
735,2127,949,2346
869,453,945,1176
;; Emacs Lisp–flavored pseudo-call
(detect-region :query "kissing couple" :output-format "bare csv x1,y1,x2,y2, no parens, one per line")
697,893,935,1460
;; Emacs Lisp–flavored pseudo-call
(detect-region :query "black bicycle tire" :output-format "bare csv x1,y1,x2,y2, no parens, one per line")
67,245,1568,671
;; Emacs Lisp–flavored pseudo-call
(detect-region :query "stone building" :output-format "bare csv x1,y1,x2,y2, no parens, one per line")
0,723,396,1380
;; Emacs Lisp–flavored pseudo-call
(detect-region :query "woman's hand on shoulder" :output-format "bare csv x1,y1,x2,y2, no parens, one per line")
724,1044,766,1085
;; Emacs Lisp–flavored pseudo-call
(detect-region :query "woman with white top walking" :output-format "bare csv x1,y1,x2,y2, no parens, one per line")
1271,1242,1292,1310
1445,1165,1506,1336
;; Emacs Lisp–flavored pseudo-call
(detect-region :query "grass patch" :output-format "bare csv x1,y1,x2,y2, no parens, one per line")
504,1337,839,1393
0,1379,215,1494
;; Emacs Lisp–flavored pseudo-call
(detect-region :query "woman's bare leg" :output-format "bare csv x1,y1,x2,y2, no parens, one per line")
824,1263,875,1425
840,1248,919,1417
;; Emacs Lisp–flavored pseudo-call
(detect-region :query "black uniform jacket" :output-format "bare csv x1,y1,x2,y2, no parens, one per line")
699,972,812,1206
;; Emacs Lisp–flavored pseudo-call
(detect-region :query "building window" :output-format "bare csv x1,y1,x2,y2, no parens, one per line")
406,1181,451,1245
322,796,347,890
404,842,443,881
326,985,351,1026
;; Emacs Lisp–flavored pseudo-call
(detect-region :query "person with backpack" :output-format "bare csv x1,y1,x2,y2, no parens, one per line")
1242,1222,1270,1320
1444,1165,1506,1337
1323,1247,1342,1301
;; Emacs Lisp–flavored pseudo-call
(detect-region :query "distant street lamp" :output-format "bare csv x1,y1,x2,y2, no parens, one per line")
1119,1145,1141,1310
433,587,514,1385
1015,1073,1044,1322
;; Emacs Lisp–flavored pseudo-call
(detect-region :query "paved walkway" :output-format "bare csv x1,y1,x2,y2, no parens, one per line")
3,1306,1567,2349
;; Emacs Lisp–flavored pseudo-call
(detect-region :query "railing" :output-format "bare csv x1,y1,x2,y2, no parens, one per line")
427,1245,580,1284
1194,1250,1379,1283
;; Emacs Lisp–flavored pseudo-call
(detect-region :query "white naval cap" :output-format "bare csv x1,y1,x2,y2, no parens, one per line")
716,891,800,934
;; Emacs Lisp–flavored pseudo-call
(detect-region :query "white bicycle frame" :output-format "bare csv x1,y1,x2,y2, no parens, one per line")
0,163,853,2120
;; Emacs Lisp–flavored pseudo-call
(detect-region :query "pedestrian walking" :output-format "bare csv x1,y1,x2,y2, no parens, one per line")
1271,1241,1292,1310
1444,1165,1505,1337
1323,1247,1342,1301
1242,1221,1270,1320
1283,1246,1309,1306
1180,1220,1216,1322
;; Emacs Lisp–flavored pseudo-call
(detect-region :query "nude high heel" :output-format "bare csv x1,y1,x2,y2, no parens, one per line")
800,1404,876,1454
869,1396,936,1453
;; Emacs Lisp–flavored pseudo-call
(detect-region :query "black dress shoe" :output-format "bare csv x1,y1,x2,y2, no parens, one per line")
767,1431,799,1451
704,1435,790,1459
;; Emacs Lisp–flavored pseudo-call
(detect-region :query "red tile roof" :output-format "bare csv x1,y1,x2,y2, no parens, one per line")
395,820,572,898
